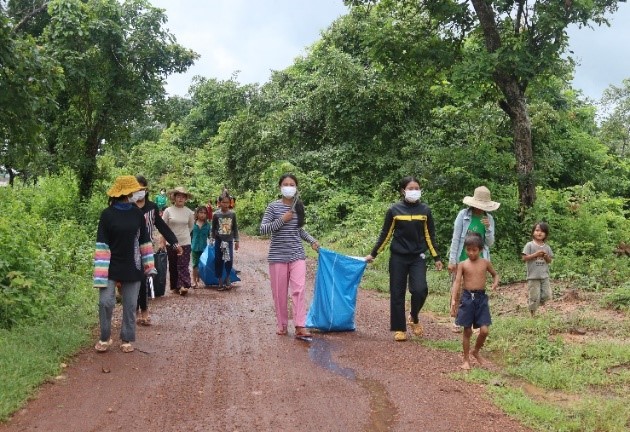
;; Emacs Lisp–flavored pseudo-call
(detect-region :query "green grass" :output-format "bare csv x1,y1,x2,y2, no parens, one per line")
0,310,94,421
352,251,630,431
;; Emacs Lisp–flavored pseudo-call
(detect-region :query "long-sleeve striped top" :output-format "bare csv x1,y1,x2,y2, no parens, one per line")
260,200,316,263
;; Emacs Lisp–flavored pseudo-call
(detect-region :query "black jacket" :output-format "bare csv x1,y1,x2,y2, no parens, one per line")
370,200,441,260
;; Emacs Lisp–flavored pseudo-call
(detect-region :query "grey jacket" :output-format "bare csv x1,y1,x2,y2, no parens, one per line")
448,208,495,265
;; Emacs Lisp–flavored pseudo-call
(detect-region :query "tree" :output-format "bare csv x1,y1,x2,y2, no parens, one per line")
41,0,197,196
600,78,630,157
346,0,622,210
0,5,61,185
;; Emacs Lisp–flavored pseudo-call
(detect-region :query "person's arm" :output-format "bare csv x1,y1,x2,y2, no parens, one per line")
211,214,218,239
299,227,319,251
450,264,464,317
365,208,394,261
484,212,495,248
487,260,500,290
139,213,155,275
448,210,465,269
521,243,544,262
154,210,179,247
260,202,286,235
93,212,110,288
426,208,443,271
232,213,240,250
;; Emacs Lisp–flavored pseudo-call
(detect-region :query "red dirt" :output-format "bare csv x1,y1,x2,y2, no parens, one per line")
0,236,531,432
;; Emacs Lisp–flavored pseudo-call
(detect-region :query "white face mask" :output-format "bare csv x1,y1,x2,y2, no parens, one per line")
281,186,297,199
405,189,422,202
129,190,146,203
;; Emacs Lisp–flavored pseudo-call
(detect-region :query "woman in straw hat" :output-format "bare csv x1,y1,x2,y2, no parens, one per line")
162,186,195,296
447,186,500,332
93,175,155,353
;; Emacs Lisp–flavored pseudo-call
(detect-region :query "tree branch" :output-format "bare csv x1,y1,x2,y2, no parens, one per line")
11,2,49,34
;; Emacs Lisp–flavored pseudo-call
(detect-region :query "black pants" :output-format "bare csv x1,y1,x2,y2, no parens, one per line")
136,276,149,313
389,252,428,331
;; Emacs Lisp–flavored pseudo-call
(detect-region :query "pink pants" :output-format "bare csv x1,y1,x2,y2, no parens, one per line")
269,260,307,333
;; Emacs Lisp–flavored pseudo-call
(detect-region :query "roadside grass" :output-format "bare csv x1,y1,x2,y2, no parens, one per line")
361,266,630,431
0,309,94,421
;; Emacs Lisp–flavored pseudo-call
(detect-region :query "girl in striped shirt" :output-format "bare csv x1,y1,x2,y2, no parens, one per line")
260,174,319,338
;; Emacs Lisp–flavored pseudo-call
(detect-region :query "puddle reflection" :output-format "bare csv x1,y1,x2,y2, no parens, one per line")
308,337,356,380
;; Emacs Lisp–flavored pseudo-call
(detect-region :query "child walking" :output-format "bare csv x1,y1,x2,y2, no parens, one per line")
451,233,499,370
212,193,239,290
191,206,211,288
522,222,554,316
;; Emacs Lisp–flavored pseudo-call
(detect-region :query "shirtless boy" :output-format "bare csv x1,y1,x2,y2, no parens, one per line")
450,233,500,370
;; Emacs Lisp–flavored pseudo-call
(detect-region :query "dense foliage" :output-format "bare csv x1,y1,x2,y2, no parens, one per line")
1,0,628,329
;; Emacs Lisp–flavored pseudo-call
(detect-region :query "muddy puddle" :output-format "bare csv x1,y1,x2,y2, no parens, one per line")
308,337,397,431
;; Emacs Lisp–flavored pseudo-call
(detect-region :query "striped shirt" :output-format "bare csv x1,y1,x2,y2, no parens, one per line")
260,200,317,263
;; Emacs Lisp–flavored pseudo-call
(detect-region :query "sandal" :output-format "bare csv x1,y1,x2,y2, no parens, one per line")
179,287,188,296
295,326,312,338
276,326,288,336
94,339,112,353
407,315,424,337
120,342,134,353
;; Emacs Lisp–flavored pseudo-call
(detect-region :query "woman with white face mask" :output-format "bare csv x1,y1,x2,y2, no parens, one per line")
365,176,444,342
260,173,319,339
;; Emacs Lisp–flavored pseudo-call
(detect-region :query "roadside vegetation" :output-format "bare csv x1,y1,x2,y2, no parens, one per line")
1,0,629,429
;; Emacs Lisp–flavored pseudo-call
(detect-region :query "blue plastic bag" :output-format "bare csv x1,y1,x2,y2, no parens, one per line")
198,244,241,285
306,248,367,332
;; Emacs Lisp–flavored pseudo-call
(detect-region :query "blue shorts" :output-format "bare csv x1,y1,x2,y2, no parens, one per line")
455,290,492,329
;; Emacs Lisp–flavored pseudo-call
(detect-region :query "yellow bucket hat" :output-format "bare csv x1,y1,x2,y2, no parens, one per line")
107,175,143,197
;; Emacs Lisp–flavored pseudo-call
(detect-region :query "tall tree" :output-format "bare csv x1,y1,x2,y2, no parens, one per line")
600,78,630,157
42,0,197,196
0,5,61,184
346,0,622,210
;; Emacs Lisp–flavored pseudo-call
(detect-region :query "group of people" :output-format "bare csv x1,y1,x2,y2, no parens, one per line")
93,176,239,353
93,173,554,370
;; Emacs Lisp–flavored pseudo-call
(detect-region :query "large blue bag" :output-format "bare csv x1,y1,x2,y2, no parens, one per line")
306,248,367,332
198,244,241,285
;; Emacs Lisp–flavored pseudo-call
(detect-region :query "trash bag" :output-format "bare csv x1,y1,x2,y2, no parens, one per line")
306,248,367,332
153,250,168,297
198,244,241,285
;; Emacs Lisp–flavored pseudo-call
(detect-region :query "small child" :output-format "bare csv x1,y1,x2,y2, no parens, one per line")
212,193,240,290
450,233,499,370
191,207,211,288
522,222,554,316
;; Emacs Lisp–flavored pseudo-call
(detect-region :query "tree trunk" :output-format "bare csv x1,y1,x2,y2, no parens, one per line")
78,132,100,199
471,0,536,210
498,80,536,211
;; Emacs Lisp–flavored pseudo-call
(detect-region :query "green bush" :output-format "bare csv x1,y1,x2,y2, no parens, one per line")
0,173,94,329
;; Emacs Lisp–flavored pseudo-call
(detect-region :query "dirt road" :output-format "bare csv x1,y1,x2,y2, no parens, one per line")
0,236,531,432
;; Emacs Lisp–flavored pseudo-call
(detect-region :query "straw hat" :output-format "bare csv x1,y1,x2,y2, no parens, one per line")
169,186,193,200
107,175,143,197
462,186,500,212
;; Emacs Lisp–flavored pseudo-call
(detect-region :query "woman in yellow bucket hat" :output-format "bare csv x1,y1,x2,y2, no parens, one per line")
93,175,155,353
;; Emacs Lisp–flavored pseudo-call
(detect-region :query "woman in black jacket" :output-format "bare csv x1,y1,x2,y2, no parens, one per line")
366,176,444,342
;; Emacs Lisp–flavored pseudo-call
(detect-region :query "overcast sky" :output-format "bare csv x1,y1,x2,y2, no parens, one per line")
151,0,630,102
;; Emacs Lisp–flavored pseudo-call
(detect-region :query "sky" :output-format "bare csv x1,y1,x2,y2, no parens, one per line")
150,0,630,102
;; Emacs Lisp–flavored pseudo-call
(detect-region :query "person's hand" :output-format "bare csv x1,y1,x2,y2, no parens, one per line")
235,242,240,251
281,211,293,223
435,261,444,271
450,299,457,317
364,254,374,263
311,241,320,252
447,263,456,274
176,245,183,256
482,216,492,229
